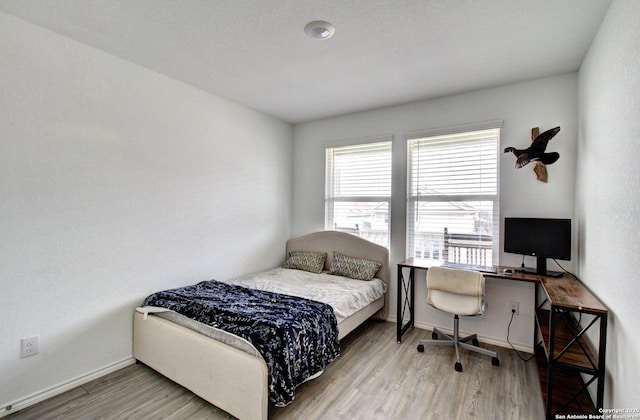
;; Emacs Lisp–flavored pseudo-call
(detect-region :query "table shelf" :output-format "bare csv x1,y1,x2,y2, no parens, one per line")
535,281,607,419
536,309,598,372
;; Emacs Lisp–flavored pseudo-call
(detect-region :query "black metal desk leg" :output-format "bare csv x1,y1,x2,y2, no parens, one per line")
397,266,415,343
409,267,415,328
546,307,556,420
397,265,402,342
597,312,607,410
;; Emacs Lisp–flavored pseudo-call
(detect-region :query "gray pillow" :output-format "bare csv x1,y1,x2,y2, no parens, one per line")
282,250,327,273
329,252,381,281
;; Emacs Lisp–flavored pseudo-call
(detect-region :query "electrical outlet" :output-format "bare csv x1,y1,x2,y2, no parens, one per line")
21,336,39,358
509,301,520,316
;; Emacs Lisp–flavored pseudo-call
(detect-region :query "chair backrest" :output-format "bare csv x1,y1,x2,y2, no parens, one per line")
426,266,485,316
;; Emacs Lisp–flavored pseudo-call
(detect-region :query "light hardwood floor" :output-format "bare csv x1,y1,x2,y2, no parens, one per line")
7,320,544,419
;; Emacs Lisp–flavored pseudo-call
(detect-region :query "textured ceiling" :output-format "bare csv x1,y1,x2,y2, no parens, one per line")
0,0,612,124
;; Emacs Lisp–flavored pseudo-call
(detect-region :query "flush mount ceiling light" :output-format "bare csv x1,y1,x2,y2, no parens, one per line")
304,20,335,40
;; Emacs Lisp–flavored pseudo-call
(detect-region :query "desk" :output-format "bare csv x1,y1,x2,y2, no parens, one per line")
396,258,538,343
396,257,608,419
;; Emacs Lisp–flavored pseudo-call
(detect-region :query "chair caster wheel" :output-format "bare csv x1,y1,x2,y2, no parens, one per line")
431,331,438,339
492,357,500,366
455,362,463,372
472,338,479,346
417,344,425,353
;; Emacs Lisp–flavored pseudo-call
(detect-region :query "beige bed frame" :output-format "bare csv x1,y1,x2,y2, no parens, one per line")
133,231,390,420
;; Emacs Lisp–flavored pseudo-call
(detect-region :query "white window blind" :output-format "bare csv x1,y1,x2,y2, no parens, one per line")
407,127,500,265
325,140,392,248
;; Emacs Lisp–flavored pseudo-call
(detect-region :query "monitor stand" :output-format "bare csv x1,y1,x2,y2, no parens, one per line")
516,257,564,278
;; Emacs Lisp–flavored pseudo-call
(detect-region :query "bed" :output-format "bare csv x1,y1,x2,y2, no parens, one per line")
132,231,389,420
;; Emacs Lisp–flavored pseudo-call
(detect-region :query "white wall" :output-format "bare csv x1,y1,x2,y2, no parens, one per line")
0,12,292,410
293,74,578,350
577,0,640,408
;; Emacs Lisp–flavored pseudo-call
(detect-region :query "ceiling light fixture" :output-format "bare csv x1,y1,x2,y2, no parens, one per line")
304,20,335,40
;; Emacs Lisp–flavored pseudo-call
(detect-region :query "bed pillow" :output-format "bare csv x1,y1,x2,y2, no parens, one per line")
329,252,382,281
282,250,327,274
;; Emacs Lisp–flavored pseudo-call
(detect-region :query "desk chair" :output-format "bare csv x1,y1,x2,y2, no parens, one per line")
417,266,500,372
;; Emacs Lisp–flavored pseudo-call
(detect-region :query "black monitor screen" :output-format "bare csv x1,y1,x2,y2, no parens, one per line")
504,218,571,276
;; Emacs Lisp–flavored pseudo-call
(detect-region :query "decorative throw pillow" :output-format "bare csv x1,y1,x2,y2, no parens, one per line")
282,250,327,274
329,252,382,281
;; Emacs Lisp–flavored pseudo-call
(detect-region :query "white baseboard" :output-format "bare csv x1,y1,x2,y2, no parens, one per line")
1,357,136,418
388,316,533,354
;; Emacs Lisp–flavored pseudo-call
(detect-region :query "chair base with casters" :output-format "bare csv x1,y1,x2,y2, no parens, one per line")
417,314,500,372
416,266,500,372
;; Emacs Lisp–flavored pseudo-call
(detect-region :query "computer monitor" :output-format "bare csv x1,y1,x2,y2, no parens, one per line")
503,217,571,277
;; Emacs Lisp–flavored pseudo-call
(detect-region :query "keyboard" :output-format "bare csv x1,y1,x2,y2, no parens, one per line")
441,262,498,274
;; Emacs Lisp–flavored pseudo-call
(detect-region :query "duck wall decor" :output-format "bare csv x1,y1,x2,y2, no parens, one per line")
504,126,560,183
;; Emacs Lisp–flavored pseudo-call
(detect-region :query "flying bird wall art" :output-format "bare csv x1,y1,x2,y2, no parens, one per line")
504,126,561,183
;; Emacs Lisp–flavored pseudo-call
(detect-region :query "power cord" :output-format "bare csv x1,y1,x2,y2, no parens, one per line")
552,259,578,279
507,309,535,361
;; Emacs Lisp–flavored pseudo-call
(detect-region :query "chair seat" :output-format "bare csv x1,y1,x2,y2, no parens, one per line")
428,289,483,316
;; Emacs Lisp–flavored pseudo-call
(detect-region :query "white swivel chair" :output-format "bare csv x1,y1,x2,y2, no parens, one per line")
417,266,500,372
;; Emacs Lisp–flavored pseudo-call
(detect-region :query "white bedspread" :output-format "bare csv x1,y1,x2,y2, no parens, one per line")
224,267,387,323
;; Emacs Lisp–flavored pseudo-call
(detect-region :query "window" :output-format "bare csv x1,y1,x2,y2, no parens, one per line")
325,138,392,248
407,124,500,265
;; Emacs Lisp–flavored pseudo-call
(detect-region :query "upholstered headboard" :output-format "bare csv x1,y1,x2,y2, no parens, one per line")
285,230,390,318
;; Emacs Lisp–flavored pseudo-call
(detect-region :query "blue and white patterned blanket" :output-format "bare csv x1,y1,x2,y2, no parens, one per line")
142,279,340,406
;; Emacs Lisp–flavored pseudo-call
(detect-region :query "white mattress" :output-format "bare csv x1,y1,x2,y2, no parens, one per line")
138,268,387,357
224,267,387,323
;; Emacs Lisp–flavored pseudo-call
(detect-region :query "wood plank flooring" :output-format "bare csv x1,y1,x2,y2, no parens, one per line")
7,320,544,419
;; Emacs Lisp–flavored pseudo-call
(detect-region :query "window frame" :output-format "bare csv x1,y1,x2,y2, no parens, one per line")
324,136,393,248
405,121,502,264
